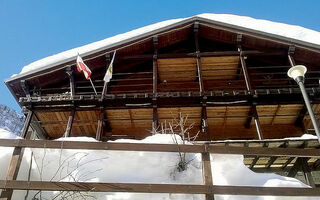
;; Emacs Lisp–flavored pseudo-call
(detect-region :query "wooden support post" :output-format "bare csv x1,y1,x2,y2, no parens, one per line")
201,97,210,141
194,22,204,95
288,157,303,177
301,158,316,187
152,37,159,132
0,131,32,199
21,110,33,138
96,109,105,141
64,109,75,137
66,66,75,97
202,150,214,200
250,156,259,169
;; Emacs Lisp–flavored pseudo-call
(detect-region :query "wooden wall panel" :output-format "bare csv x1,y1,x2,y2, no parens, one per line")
201,56,239,80
157,58,197,82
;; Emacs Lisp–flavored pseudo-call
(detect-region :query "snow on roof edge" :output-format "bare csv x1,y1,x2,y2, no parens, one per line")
7,13,320,82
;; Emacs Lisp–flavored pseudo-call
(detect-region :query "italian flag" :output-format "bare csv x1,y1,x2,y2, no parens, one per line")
76,54,92,80
103,51,116,82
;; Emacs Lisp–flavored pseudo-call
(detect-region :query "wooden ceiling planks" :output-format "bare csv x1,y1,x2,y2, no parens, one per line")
201,56,240,80
157,58,197,82
303,104,320,131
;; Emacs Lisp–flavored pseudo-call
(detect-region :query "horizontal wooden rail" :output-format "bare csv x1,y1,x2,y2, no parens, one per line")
0,139,319,157
0,180,319,196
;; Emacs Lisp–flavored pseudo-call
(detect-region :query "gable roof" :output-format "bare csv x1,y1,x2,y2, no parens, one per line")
6,13,320,82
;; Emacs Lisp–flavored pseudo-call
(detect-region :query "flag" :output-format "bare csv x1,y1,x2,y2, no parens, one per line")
103,51,116,82
76,54,92,80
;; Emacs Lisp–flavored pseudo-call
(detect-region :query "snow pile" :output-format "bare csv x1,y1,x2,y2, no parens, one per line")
0,128,21,139
19,13,320,75
0,133,317,199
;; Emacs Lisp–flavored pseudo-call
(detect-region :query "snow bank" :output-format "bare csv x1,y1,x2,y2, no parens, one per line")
0,132,317,199
19,13,320,75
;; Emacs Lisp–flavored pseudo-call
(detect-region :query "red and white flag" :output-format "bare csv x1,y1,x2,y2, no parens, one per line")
76,54,92,80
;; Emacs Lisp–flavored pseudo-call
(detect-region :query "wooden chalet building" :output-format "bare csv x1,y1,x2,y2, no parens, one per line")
2,14,320,198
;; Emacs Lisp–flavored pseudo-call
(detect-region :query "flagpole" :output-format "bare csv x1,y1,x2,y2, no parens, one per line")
89,78,98,95
101,82,108,100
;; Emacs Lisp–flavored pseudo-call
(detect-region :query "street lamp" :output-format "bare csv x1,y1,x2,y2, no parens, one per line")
287,65,320,143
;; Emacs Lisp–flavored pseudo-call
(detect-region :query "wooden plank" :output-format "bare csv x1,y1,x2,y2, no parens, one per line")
0,139,320,157
0,132,32,199
64,110,75,137
20,110,33,138
301,158,316,188
0,180,320,196
96,110,104,141
194,22,204,95
288,157,303,177
202,151,214,200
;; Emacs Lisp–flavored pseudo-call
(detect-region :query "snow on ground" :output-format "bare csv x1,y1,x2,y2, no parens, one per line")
0,131,318,199
18,13,320,76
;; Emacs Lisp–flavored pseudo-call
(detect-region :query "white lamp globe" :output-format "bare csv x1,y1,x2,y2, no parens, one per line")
287,65,307,80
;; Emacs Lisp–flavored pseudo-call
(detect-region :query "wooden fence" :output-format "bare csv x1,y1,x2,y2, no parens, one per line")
0,138,320,199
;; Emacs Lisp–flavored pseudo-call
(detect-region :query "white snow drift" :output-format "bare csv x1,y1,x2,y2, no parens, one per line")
19,13,320,75
0,128,317,199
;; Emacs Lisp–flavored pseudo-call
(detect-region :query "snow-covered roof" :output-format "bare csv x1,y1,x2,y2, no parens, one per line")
8,13,320,81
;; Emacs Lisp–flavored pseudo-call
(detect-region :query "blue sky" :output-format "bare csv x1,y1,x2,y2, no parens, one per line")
0,0,319,112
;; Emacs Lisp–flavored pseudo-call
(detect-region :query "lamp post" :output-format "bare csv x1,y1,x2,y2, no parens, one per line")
287,65,320,143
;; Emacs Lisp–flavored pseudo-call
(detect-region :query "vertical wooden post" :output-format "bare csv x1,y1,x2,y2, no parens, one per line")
202,97,210,141
252,104,263,140
66,66,75,97
21,110,33,138
0,131,32,199
202,148,214,200
301,158,316,187
152,36,159,132
96,109,105,141
194,22,204,95
64,109,75,137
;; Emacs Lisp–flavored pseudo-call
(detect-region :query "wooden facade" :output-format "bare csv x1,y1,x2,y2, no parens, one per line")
3,16,320,198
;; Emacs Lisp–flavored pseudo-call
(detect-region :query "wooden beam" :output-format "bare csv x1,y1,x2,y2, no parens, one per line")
252,104,263,140
301,158,316,188
118,50,285,60
96,109,105,141
153,36,158,96
64,109,75,137
0,139,320,157
201,97,210,141
194,22,204,95
20,110,33,138
0,180,320,196
249,156,259,169
152,37,159,131
0,132,32,199
202,151,214,200
288,157,303,177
